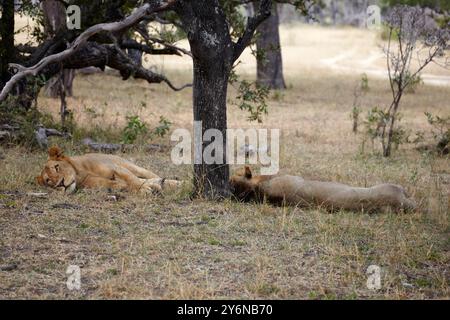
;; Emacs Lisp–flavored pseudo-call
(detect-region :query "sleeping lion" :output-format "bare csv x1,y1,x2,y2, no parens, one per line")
230,166,417,212
37,146,181,194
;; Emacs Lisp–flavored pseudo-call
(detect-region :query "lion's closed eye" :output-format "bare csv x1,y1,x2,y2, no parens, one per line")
54,164,60,172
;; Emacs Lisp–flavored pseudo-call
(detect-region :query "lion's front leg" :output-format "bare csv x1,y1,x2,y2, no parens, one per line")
112,167,162,194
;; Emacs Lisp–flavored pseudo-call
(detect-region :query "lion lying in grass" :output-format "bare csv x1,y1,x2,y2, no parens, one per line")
37,146,181,194
230,166,417,212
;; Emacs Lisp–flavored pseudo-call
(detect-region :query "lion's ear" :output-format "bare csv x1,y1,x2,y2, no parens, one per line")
36,175,45,186
48,146,64,160
244,166,252,179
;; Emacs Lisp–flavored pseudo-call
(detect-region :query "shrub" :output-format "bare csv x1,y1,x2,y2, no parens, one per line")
121,115,148,144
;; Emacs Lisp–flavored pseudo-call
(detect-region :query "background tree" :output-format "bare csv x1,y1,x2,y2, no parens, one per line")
255,2,286,89
0,0,15,92
41,0,76,99
379,5,448,157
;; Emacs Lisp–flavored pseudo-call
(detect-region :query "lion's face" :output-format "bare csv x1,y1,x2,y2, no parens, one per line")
230,166,256,201
36,147,77,193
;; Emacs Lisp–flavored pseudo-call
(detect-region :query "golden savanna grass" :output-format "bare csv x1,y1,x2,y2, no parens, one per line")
0,23,449,299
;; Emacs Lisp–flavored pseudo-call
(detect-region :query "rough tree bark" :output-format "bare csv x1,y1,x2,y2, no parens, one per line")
127,48,143,66
175,0,235,198
175,0,271,198
0,0,15,90
256,3,286,90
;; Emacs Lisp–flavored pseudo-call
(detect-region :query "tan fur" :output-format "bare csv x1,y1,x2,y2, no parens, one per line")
37,146,181,194
230,166,417,212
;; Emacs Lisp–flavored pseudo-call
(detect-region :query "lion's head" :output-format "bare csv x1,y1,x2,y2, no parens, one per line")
36,146,77,193
229,166,257,201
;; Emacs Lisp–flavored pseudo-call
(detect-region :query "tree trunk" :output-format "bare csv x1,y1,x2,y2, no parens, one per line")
0,0,15,90
383,93,402,157
0,1,35,110
128,48,143,66
44,69,75,97
175,0,234,199
256,3,286,90
192,57,231,198
42,0,76,98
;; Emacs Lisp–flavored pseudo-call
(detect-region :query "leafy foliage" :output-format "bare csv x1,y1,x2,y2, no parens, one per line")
362,107,409,152
153,116,172,138
393,72,423,94
415,112,450,155
233,79,270,123
378,4,448,156
121,115,172,144
360,73,370,92
0,97,59,148
122,115,148,144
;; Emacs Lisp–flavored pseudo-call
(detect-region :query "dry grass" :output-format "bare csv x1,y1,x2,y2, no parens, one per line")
1,24,449,299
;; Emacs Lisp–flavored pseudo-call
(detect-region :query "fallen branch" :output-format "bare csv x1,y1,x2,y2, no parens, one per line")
0,1,176,102
82,138,169,153
35,127,71,149
0,264,18,272
0,124,20,131
26,192,49,198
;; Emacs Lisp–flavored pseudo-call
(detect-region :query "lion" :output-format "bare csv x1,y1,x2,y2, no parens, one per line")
36,146,181,194
230,166,417,212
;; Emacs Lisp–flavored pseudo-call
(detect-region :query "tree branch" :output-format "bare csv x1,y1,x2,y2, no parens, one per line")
134,24,192,57
106,36,191,91
0,0,177,102
120,39,182,56
57,41,191,91
232,0,272,62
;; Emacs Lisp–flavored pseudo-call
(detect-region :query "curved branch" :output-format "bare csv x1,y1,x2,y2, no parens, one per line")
49,41,192,92
134,24,192,57
232,0,272,62
0,0,177,102
162,78,193,91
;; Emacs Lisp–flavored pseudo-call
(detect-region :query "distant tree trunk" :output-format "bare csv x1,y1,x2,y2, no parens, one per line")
44,69,75,97
0,0,15,91
330,0,338,25
42,0,76,98
0,0,34,110
256,3,286,90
